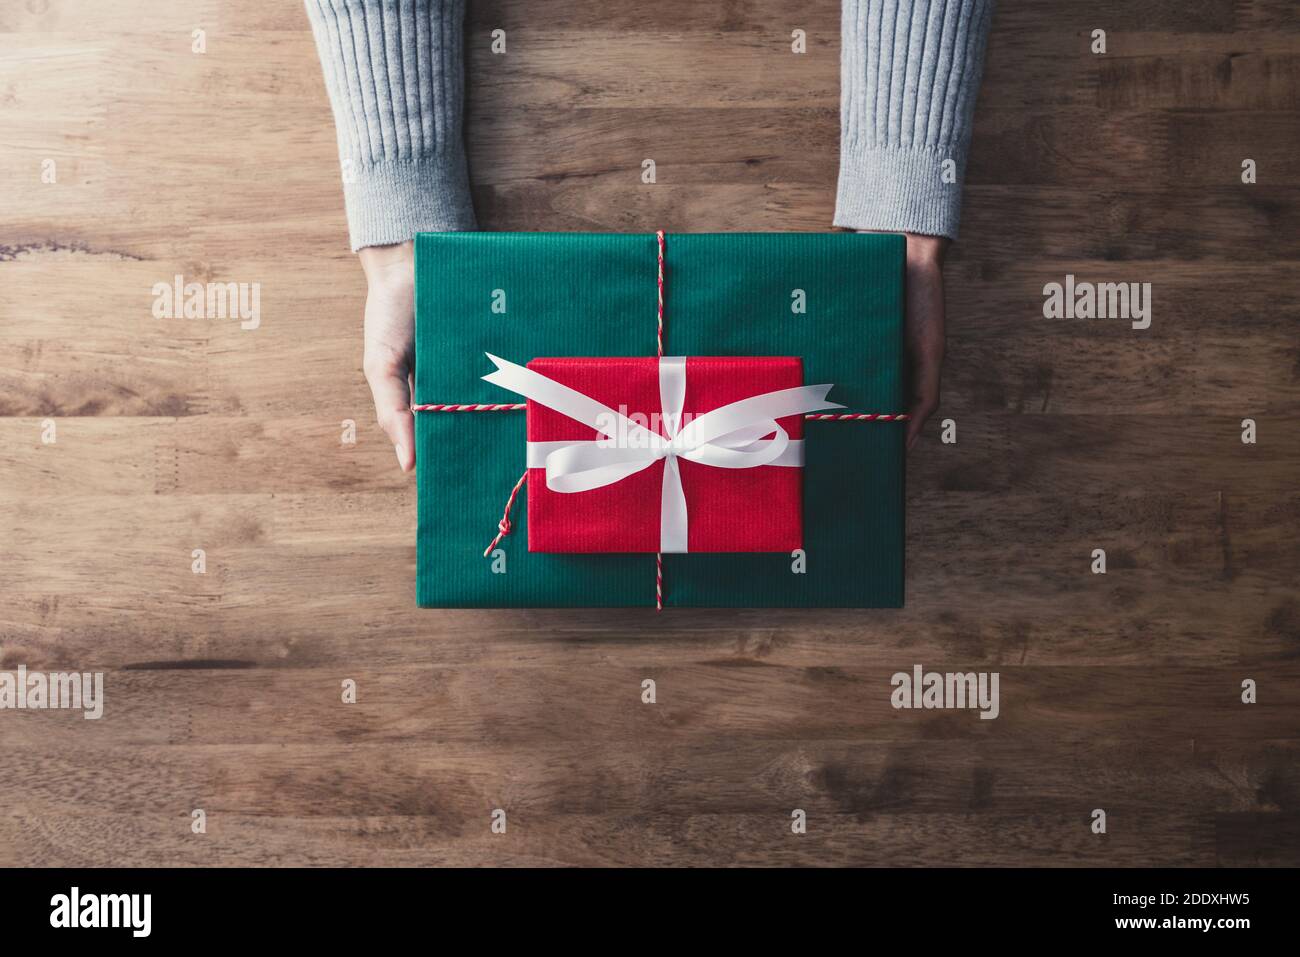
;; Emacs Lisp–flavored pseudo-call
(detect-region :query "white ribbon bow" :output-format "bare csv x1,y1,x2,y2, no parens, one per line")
482,353,843,552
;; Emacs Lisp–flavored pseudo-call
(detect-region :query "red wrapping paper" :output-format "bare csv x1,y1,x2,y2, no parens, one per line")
526,356,804,553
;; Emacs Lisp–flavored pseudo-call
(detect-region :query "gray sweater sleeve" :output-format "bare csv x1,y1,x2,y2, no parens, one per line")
306,0,990,249
305,0,476,251
835,0,995,240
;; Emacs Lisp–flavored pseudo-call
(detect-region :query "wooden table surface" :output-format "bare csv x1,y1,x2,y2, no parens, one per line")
1,0,1297,866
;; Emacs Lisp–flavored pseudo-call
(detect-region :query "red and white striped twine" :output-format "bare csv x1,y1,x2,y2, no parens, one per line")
410,403,526,412
410,230,909,610
482,471,528,558
656,229,665,358
807,412,910,421
655,230,665,606
411,406,906,421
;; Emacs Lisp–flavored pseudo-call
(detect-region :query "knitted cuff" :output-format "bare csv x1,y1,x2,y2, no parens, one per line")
833,145,965,240
342,152,477,251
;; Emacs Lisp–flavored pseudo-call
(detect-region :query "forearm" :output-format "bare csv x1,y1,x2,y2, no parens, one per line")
835,0,995,240
305,0,476,251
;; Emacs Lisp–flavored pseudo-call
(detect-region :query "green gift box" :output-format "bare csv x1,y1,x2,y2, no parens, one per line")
414,232,905,608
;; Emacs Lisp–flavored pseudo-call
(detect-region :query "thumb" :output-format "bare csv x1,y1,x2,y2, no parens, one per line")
905,369,940,453
365,357,416,472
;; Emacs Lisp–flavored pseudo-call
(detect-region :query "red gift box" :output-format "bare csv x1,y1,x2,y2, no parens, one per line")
525,356,806,553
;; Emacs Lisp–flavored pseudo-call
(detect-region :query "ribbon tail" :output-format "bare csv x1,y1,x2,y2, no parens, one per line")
677,383,843,448
660,455,688,553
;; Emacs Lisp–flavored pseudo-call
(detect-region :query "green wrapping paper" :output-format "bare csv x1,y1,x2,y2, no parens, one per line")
414,232,905,608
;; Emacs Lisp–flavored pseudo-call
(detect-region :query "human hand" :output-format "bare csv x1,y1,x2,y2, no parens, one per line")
359,240,417,472
900,233,948,451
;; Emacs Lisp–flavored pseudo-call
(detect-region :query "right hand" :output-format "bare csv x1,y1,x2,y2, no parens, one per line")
899,232,948,452
359,240,417,472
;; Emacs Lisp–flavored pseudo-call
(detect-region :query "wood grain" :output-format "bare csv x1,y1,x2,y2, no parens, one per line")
1,0,1297,867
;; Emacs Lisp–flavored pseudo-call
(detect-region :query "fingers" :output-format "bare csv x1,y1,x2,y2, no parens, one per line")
360,245,416,474
364,350,415,472
906,358,941,452
905,313,943,451
902,249,947,452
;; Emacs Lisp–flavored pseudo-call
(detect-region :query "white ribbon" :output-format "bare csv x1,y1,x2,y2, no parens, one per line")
482,353,843,552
